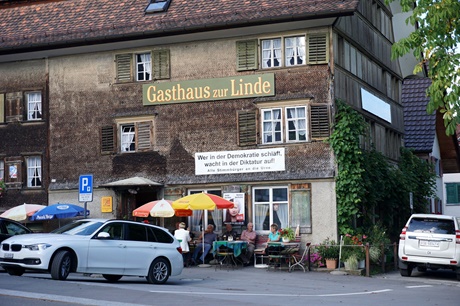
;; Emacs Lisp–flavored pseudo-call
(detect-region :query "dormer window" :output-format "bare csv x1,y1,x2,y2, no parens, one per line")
145,0,171,13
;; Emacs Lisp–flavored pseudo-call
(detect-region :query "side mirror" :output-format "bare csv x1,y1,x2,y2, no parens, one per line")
97,232,111,239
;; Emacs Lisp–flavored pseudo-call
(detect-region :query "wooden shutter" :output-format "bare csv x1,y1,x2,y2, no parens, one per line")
4,156,22,189
307,33,328,64
153,50,170,80
237,110,258,146
136,121,153,151
5,92,23,122
115,54,133,82
101,125,115,154
236,40,258,71
310,104,330,139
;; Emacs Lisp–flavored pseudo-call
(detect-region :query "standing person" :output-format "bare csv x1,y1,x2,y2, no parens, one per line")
192,224,217,265
174,222,191,267
239,222,256,266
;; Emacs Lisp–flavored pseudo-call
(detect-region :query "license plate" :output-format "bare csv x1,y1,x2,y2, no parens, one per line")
4,253,13,259
419,240,439,247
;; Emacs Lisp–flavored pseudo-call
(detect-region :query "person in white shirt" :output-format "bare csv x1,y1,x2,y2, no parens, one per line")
174,222,191,267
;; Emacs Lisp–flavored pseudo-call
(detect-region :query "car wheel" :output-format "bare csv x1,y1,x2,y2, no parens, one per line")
5,266,25,276
51,250,72,280
102,274,123,282
400,267,412,277
146,258,170,284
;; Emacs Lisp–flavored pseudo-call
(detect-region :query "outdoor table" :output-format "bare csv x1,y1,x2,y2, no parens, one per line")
212,240,247,257
266,242,300,270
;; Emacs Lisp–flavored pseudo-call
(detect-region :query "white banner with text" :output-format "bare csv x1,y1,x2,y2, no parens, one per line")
195,148,285,175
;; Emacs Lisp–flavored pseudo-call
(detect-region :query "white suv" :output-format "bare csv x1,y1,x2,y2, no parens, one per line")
399,214,460,280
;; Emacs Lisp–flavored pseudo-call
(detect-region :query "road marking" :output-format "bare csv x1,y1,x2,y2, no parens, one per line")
0,289,150,306
406,285,433,288
148,289,393,297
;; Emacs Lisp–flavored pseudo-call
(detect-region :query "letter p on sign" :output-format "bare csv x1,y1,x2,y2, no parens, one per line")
79,174,93,202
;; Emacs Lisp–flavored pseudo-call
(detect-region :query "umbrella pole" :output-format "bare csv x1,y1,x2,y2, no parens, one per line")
198,210,210,268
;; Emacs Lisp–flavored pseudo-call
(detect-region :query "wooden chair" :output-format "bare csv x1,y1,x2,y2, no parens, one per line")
289,242,311,272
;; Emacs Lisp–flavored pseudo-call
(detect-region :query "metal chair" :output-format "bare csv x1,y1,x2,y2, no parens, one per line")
289,242,311,272
215,241,236,270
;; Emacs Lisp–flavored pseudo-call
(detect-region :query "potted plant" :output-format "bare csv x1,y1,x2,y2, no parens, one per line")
341,234,366,270
317,238,340,269
278,227,295,242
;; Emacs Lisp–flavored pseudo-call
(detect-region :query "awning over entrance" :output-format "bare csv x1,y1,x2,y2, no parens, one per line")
98,176,163,187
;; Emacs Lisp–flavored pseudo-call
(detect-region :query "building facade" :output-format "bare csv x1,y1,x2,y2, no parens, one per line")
0,0,414,242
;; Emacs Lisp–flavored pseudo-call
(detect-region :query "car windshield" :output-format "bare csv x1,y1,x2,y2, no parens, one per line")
51,220,105,236
408,217,455,234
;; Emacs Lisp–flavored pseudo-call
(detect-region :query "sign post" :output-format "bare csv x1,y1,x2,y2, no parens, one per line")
79,174,93,218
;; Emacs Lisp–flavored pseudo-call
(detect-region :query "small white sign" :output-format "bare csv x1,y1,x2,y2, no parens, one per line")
195,148,285,175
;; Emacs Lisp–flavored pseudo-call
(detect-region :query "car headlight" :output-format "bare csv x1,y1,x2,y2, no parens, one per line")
24,243,52,251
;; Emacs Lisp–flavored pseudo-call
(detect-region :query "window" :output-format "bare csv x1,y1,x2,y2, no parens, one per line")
116,50,170,82
262,108,282,144
27,92,42,120
262,106,307,144
261,38,281,68
121,124,136,152
26,156,41,187
446,183,460,205
291,185,312,233
136,53,152,81
253,186,289,232
145,0,171,13
286,106,307,141
285,36,306,66
188,189,223,234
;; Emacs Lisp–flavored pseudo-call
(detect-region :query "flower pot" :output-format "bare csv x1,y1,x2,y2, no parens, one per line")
282,237,290,243
344,257,358,270
358,259,365,269
325,258,337,269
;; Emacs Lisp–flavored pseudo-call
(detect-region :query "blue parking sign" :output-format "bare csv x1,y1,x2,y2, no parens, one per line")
79,174,93,202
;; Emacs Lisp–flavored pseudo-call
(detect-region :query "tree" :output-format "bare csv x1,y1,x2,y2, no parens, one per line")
387,0,460,135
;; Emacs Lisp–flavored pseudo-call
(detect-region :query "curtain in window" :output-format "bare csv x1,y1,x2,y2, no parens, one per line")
141,53,152,76
276,203,289,229
121,126,135,152
273,39,281,67
191,211,203,232
210,209,222,233
27,157,41,187
287,107,306,140
255,204,269,231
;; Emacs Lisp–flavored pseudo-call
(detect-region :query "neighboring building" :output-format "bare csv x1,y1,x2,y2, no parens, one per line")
0,0,415,242
402,77,460,214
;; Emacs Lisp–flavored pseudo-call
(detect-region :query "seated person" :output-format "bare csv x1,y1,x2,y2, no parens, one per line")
221,223,238,241
192,224,217,265
266,223,282,266
239,222,256,266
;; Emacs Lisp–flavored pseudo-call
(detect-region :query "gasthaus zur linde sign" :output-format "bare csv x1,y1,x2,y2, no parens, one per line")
142,73,275,105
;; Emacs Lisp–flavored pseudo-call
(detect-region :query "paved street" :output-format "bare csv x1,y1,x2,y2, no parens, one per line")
0,265,459,306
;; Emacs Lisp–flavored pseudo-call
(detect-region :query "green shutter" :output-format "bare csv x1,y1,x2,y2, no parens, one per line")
446,183,460,204
153,50,170,80
310,104,330,139
0,94,4,123
237,110,257,146
136,121,153,151
101,125,115,154
115,54,133,82
236,40,258,71
307,33,328,64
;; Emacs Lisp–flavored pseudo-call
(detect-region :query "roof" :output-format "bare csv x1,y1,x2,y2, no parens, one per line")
402,77,435,152
0,0,359,54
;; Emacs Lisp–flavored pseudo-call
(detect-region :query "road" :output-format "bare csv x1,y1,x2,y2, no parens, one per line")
0,266,458,306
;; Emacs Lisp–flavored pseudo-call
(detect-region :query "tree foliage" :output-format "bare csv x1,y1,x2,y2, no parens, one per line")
330,101,437,240
387,0,460,135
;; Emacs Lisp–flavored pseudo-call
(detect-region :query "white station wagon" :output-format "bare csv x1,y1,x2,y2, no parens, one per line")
398,214,460,280
0,219,183,284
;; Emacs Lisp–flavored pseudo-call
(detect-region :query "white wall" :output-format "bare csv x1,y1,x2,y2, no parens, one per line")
442,173,460,217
